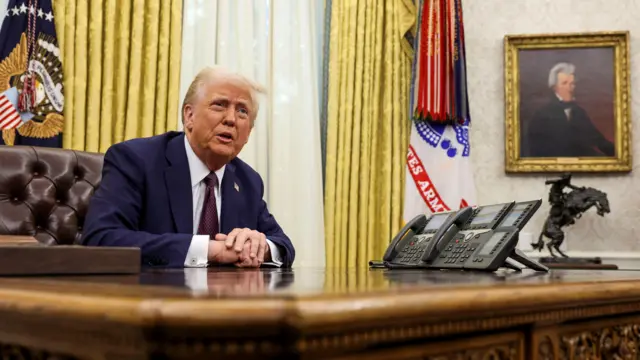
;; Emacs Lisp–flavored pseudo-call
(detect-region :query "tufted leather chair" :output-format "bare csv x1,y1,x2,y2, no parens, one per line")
0,145,103,245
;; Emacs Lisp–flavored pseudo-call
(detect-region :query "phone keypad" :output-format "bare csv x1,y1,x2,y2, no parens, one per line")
440,242,475,264
395,235,431,263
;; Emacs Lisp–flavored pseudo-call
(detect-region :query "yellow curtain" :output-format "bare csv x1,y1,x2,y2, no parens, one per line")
324,0,415,268
51,0,182,153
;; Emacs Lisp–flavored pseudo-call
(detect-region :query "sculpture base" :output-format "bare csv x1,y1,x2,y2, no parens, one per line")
538,257,618,270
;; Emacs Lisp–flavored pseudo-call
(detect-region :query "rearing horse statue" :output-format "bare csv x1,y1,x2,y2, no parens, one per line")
531,174,610,258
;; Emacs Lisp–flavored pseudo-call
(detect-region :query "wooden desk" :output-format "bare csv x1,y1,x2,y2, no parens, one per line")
1,268,640,359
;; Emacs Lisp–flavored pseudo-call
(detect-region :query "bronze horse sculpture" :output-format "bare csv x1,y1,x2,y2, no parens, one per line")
531,174,610,258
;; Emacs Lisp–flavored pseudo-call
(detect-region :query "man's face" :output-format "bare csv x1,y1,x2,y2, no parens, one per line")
554,72,575,102
183,78,254,164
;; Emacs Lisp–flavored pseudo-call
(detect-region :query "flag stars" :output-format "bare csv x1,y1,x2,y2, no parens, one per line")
7,6,51,20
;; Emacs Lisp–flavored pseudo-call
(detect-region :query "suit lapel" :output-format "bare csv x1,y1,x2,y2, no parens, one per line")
220,162,241,233
164,134,193,234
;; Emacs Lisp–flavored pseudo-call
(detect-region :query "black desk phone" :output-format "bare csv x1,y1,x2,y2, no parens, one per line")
376,200,549,272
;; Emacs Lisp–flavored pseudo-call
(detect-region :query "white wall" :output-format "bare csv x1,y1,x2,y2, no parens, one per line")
463,0,640,256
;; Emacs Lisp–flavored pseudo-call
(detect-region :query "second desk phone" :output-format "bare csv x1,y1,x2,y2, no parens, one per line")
378,200,549,272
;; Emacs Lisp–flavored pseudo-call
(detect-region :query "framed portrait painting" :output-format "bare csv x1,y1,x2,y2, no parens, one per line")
504,31,631,173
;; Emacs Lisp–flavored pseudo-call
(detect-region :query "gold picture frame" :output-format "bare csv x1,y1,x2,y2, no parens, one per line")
504,31,631,173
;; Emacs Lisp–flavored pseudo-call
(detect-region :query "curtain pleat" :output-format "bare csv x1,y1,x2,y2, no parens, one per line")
122,0,144,141
153,0,170,135
53,0,182,152
324,0,412,268
166,0,181,134
99,0,116,151
86,0,102,149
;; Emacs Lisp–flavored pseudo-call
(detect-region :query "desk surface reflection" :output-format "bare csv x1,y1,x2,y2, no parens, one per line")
141,267,640,297
1,266,637,298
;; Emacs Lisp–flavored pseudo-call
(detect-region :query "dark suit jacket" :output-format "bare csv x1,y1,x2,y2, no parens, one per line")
523,96,614,158
81,131,295,268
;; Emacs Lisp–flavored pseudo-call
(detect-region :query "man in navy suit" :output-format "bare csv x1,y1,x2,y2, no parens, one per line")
82,67,295,268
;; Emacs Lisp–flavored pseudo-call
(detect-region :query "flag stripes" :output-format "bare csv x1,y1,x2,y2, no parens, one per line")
0,94,22,130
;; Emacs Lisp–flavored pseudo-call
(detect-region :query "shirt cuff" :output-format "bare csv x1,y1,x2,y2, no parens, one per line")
263,239,283,267
184,235,209,267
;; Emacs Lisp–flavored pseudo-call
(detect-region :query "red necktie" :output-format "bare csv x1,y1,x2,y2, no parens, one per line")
197,173,219,236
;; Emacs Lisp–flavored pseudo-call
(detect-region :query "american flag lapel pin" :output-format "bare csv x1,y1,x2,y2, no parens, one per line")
234,182,240,192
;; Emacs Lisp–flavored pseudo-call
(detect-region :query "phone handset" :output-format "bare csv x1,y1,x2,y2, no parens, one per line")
383,214,428,262
420,207,474,263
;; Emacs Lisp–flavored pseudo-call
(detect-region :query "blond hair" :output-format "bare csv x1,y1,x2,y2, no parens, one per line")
181,66,266,123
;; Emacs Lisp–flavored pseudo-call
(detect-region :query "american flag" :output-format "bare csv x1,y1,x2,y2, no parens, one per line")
0,87,24,130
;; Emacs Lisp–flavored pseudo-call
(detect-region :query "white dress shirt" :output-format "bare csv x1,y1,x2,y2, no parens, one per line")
183,267,283,294
556,93,573,120
182,136,283,267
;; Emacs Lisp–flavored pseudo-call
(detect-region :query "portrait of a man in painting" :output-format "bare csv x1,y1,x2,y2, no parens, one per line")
504,32,631,173
519,52,615,158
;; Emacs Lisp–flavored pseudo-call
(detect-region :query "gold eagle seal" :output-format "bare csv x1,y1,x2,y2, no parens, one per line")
0,33,64,146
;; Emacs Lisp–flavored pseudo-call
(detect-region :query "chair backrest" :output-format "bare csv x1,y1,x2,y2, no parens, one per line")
0,145,103,245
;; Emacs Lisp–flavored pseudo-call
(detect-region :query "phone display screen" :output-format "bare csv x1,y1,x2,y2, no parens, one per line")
478,232,504,256
424,213,450,231
500,204,529,227
470,204,505,225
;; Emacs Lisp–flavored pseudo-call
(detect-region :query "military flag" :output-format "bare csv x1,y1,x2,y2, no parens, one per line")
0,0,64,147
403,0,477,222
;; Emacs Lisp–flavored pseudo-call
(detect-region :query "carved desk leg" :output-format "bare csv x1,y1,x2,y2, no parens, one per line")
532,315,640,360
